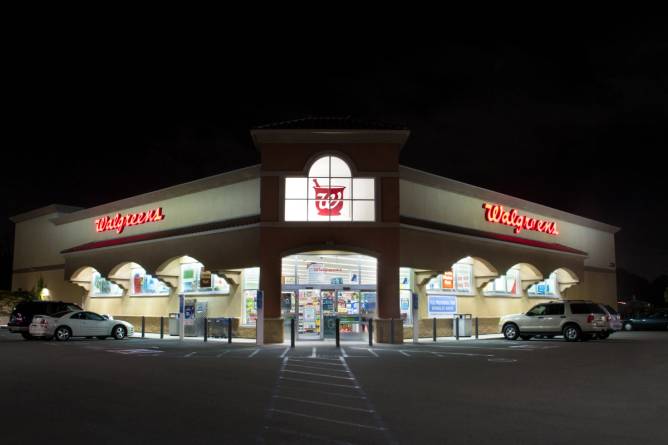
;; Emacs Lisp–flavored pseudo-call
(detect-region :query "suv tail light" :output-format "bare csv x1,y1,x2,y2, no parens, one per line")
606,315,611,321
586,314,595,323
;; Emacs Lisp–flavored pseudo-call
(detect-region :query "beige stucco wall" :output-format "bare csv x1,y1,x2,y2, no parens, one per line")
400,179,616,271
12,269,87,306
13,178,260,271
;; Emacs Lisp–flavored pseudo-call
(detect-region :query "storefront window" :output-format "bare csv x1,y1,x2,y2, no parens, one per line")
243,267,260,325
528,273,559,298
282,254,376,286
91,272,123,297
129,266,170,296
180,262,230,295
483,269,520,296
426,263,473,295
284,155,375,222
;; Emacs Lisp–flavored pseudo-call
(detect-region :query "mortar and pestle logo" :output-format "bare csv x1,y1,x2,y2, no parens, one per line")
312,178,346,216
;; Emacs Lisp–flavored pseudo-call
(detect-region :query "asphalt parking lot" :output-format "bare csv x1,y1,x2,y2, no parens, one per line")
1,329,667,444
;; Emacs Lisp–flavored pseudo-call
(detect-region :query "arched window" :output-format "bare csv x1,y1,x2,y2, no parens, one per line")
284,155,375,221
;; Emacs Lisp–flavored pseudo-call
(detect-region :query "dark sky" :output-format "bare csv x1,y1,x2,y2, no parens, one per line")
2,19,667,289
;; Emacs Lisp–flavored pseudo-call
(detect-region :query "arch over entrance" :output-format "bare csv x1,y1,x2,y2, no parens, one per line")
281,250,377,341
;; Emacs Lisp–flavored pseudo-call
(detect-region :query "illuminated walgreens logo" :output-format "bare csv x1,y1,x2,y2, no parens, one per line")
482,203,559,236
95,207,165,234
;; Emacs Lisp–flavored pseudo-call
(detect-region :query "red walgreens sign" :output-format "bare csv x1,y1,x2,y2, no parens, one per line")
95,208,165,234
483,203,559,236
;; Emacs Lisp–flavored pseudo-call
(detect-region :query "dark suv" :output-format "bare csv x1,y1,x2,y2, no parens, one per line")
8,301,82,339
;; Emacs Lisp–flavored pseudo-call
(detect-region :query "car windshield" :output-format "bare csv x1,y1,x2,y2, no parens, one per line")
50,311,72,318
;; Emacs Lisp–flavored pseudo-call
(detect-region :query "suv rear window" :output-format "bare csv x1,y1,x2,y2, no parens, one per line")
604,305,619,315
570,303,605,314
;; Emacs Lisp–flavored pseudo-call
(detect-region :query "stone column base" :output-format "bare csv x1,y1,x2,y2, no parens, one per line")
263,318,284,344
374,318,404,344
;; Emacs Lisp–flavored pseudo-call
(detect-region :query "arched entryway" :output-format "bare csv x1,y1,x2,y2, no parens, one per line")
281,250,378,341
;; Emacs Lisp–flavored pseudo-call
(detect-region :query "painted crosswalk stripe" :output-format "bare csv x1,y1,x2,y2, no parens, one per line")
270,409,385,430
273,395,375,413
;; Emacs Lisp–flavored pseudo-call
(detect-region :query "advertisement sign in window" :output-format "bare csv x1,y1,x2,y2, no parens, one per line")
427,294,457,318
441,271,454,290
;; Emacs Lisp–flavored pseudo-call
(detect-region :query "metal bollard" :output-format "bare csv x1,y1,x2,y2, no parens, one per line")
160,316,164,339
290,318,295,348
227,318,232,344
203,317,208,342
141,316,145,338
390,317,394,344
475,317,479,339
368,318,374,347
335,318,340,348
456,315,460,340
433,317,437,342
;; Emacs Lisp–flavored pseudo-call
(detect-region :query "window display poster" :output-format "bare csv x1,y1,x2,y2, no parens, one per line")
441,271,454,290
427,294,457,318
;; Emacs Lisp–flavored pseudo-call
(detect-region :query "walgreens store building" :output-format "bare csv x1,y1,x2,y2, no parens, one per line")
10,120,619,343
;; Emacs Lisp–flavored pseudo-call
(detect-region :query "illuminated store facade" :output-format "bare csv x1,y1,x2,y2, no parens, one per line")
10,119,619,343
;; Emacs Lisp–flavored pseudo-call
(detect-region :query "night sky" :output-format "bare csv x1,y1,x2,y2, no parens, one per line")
2,19,667,290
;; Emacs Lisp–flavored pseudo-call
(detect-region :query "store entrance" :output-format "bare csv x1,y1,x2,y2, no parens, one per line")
281,252,378,342
282,288,376,341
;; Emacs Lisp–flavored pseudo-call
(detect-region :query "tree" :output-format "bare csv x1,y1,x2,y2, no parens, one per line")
31,276,48,301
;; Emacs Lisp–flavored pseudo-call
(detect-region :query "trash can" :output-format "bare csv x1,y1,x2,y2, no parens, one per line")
453,314,473,337
168,313,180,336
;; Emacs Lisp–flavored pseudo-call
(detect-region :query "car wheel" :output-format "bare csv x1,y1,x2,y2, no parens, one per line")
97,336,108,340
503,323,520,340
623,322,633,331
563,324,581,342
520,335,533,341
112,325,127,340
21,332,33,340
55,326,72,341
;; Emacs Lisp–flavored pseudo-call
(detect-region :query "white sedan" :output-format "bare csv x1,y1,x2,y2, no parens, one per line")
29,310,134,341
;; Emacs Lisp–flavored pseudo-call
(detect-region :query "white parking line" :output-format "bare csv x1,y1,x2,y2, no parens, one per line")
311,347,317,358
288,359,345,366
367,348,379,357
280,346,290,358
399,350,410,357
184,352,196,358
216,350,231,358
270,408,385,430
249,348,260,358
340,346,348,357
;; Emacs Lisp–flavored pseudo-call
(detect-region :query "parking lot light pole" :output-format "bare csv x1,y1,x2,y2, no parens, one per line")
335,318,340,348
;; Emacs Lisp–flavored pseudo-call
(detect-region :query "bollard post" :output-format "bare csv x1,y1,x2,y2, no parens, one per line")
368,318,373,347
203,317,208,342
433,317,437,342
390,317,395,344
335,318,340,348
290,318,295,348
475,317,479,339
227,318,232,344
160,316,164,339
141,316,145,338
456,315,460,340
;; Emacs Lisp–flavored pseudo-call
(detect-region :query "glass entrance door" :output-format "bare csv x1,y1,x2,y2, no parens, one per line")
298,289,322,340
